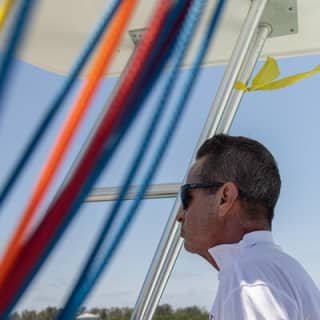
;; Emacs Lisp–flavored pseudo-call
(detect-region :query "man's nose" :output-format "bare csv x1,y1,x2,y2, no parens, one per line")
176,207,185,223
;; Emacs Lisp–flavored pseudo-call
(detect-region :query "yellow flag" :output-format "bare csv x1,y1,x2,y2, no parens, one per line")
235,57,320,92
0,0,15,31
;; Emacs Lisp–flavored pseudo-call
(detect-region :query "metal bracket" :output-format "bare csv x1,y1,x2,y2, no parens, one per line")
128,1,298,44
260,0,298,37
85,183,179,202
128,28,146,46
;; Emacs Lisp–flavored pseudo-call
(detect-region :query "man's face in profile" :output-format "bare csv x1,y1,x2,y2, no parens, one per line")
177,158,224,255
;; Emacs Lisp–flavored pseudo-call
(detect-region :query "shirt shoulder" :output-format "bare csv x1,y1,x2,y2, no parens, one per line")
221,283,299,320
218,246,320,319
234,244,314,286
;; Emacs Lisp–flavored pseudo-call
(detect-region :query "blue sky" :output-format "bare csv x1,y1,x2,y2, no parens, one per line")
0,53,320,312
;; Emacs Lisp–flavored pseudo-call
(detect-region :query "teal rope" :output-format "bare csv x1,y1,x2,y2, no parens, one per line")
0,0,37,116
59,1,225,318
0,0,122,210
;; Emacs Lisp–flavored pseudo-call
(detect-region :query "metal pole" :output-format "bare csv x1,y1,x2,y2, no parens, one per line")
85,183,180,202
200,0,269,140
131,1,270,319
143,26,271,320
85,28,270,207
217,24,271,133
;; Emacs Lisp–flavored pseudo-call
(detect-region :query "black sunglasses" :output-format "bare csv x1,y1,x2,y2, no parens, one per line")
180,182,224,210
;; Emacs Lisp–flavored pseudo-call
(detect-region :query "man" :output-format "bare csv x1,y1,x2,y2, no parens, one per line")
176,134,320,319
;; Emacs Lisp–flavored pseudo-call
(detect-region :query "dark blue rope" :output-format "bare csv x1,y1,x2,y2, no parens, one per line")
58,0,226,318
57,1,196,318
0,0,37,116
1,2,181,317
0,0,122,210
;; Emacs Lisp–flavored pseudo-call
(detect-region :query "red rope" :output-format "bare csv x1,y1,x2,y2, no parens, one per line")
0,0,138,290
0,0,173,312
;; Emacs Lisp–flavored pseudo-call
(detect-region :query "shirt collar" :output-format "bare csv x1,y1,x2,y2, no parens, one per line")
208,231,274,272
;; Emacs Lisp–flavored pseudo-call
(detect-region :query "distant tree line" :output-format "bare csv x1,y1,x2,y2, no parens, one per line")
10,304,209,320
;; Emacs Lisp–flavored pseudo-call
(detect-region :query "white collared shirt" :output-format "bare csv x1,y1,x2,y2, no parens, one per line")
208,231,320,320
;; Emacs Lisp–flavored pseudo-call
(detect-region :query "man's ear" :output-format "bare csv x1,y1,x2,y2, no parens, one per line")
217,182,239,214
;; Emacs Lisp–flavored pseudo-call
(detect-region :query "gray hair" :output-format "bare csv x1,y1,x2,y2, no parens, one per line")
196,134,281,225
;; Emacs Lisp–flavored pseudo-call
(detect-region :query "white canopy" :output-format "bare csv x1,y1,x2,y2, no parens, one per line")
1,0,319,77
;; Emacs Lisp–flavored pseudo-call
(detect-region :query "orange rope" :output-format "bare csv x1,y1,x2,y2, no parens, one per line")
0,0,138,286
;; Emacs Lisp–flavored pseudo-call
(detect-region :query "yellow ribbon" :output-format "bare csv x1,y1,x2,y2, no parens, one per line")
0,0,15,31
235,56,320,92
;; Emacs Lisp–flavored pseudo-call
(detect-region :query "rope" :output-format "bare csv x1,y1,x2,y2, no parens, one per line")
64,0,226,315
56,0,215,317
0,0,122,210
0,1,175,316
0,0,37,116
0,0,226,316
0,0,138,290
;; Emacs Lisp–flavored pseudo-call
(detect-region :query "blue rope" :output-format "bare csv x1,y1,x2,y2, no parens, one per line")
0,0,37,116
1,2,181,317
58,0,199,320
0,0,122,210
58,0,196,318
58,0,226,318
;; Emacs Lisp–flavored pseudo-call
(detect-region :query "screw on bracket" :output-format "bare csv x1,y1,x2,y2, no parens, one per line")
128,28,146,46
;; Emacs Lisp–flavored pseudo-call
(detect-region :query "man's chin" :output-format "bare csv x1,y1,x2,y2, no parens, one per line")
183,240,198,254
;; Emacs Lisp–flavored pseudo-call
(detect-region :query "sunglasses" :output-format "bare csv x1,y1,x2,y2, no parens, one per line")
180,182,224,210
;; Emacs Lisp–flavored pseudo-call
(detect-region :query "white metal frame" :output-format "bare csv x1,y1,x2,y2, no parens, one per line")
131,1,270,319
84,1,300,319
86,183,180,202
